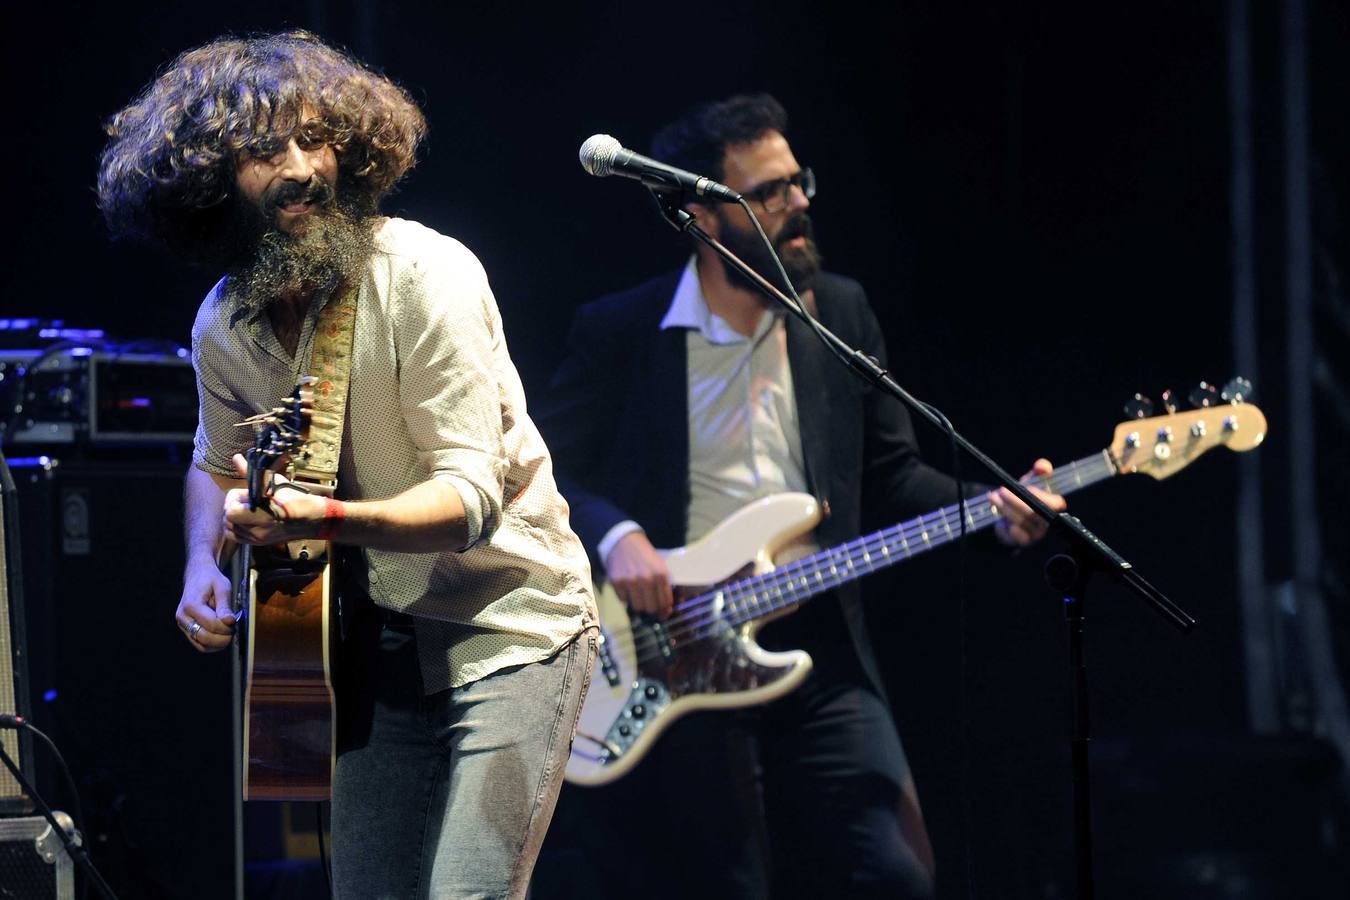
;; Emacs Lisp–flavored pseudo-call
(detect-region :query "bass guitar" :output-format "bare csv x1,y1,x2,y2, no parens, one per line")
567,399,1267,785
231,382,337,801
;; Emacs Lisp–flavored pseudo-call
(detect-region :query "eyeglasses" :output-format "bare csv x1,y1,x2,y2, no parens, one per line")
743,168,815,213
242,120,336,160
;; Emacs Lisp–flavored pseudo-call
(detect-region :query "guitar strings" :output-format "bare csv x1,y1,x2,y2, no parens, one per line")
618,503,1001,667
627,409,1249,661
653,409,1239,652
671,454,1117,642
658,456,1102,642
613,453,1119,667
642,507,992,653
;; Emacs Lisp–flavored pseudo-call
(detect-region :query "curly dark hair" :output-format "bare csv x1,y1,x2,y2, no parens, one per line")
97,30,426,260
650,93,789,185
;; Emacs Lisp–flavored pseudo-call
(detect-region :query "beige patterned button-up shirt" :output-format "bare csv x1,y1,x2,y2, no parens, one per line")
191,217,596,691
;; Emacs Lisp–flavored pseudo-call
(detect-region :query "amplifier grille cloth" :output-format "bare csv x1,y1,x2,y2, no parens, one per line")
0,491,21,804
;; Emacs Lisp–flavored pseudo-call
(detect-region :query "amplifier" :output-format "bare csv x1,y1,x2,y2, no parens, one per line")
9,458,239,897
0,348,197,446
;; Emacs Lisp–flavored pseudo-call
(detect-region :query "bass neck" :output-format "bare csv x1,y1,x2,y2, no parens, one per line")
708,450,1117,630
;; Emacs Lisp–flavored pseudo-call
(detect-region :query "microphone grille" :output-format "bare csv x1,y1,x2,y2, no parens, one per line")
579,134,623,177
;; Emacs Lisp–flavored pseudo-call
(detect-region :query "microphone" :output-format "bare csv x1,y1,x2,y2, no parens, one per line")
579,135,743,203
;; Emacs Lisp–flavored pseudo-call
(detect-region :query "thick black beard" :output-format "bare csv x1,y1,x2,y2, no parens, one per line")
222,183,376,314
716,210,822,296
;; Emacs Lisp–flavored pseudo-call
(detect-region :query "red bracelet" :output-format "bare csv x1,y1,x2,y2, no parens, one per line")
316,497,345,541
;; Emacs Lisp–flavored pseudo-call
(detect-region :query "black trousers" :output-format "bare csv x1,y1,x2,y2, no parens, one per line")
555,640,935,899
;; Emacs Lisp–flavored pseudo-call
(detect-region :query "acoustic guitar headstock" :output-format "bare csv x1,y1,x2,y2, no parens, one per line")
240,377,315,509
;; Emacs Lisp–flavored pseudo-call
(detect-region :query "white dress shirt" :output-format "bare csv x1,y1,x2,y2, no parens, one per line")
598,256,808,560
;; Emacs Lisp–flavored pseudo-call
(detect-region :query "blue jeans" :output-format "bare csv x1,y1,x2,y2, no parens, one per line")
331,618,597,899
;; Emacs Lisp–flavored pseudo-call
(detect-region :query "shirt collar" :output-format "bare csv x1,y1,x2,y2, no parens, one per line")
225,280,337,329
660,256,778,345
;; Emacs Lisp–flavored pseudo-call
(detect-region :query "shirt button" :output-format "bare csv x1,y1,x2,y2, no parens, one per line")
369,570,380,583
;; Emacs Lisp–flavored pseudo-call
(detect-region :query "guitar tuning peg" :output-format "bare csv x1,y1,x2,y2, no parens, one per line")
1160,389,1178,415
1221,377,1253,404
1188,381,1219,409
1123,393,1154,420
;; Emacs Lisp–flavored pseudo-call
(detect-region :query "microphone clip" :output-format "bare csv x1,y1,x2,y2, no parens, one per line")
646,187,697,233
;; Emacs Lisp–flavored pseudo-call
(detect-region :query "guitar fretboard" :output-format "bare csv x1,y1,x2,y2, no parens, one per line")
674,450,1117,637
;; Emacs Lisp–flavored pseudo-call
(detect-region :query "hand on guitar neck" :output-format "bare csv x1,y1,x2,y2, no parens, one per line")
223,452,332,546
990,457,1068,546
179,383,314,654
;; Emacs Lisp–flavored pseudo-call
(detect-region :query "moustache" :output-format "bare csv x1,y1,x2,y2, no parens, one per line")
777,214,814,245
264,176,335,213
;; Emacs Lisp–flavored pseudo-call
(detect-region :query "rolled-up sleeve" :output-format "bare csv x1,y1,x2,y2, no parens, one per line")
191,285,255,478
391,241,509,550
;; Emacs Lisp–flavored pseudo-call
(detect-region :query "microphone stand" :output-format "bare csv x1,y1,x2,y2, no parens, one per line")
646,189,1196,899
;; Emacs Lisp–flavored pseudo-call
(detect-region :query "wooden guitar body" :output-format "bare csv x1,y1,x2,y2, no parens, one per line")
240,540,335,801
229,385,337,802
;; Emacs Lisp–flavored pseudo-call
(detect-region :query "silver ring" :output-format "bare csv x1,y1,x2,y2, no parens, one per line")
188,620,202,639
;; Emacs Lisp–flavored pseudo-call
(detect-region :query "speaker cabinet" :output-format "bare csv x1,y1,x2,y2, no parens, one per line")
11,457,238,898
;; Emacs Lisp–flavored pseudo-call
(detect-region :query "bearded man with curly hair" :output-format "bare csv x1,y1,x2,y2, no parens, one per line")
98,31,598,898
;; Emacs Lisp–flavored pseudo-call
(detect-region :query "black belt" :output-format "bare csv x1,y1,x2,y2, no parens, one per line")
380,607,417,636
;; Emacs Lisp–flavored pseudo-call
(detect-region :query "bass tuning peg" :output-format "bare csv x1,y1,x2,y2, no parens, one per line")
1221,377,1253,404
1123,393,1153,420
1188,381,1219,409
1160,389,1179,415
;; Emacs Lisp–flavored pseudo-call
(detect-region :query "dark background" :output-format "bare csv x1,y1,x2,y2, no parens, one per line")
3,1,1348,897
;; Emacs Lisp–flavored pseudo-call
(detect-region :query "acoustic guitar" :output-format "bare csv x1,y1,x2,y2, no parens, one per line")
231,383,336,801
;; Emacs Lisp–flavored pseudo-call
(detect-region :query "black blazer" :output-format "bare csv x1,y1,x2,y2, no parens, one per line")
535,269,965,694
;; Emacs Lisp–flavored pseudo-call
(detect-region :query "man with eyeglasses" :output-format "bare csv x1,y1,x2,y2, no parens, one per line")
535,93,1063,898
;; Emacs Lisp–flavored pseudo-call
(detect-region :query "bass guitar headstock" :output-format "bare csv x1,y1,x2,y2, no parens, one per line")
1109,377,1266,480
